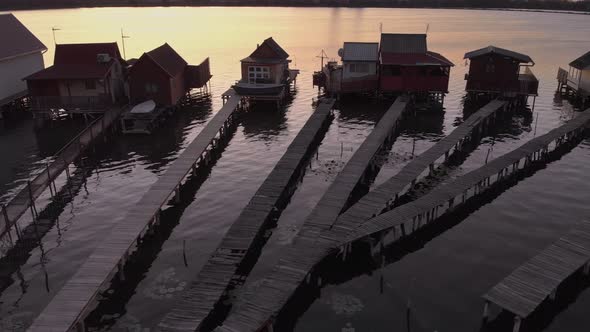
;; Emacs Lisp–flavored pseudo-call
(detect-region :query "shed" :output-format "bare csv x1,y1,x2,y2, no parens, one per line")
340,42,379,93
128,43,211,106
464,45,538,96
0,14,46,108
240,37,291,84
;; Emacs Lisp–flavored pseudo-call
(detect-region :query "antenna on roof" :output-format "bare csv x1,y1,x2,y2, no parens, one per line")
121,28,130,60
379,22,383,34
51,27,61,45
316,49,329,70
426,23,430,34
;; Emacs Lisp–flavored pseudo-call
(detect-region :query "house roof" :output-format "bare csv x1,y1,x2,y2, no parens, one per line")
24,64,112,80
464,45,533,64
243,37,289,62
381,51,454,66
0,14,47,62
569,51,590,70
341,42,379,62
54,42,121,65
380,34,427,54
145,43,187,77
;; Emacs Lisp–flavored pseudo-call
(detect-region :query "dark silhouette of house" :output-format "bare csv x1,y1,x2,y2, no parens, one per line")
127,43,211,106
464,45,538,97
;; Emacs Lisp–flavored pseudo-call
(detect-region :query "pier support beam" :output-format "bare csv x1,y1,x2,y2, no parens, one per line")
513,316,522,332
482,301,490,320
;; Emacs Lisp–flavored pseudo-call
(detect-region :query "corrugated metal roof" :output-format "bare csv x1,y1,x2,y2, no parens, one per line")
342,42,379,62
569,51,590,70
381,51,454,66
464,45,533,64
380,34,427,54
54,43,121,65
0,14,47,62
24,64,111,80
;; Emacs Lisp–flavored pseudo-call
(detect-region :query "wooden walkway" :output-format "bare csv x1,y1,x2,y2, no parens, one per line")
483,220,590,332
158,99,335,332
215,97,410,332
1,106,125,240
338,108,590,247
331,99,507,238
26,92,241,332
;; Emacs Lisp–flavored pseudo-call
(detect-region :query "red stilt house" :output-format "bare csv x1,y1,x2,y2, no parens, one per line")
379,33,453,94
127,43,211,106
25,43,126,113
464,46,538,97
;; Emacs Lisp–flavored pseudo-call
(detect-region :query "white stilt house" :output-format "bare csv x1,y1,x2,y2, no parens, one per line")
557,51,590,100
0,14,47,112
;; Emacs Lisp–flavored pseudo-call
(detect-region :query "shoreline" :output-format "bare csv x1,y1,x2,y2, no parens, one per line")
2,3,589,15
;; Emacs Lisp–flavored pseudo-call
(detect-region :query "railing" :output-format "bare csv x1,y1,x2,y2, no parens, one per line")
29,95,112,111
0,105,126,240
557,67,569,84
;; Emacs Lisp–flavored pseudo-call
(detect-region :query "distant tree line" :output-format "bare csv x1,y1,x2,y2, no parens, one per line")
2,0,589,12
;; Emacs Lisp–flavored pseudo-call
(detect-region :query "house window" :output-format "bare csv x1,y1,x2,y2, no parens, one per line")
85,80,96,90
485,63,495,73
349,63,370,73
248,66,271,83
145,83,159,94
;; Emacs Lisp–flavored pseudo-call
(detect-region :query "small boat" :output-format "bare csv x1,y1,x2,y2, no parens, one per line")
232,82,285,96
121,100,173,134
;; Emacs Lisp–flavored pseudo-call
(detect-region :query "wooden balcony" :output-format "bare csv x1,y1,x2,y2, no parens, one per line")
29,95,113,112
518,67,539,96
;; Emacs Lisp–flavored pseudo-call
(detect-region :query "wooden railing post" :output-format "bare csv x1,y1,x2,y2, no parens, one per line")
2,204,14,243
27,180,38,221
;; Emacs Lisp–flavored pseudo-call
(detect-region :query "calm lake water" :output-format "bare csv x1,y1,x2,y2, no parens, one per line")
1,6,590,332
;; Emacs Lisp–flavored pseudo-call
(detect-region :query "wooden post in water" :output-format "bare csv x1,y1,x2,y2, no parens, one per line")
513,316,522,332
482,301,490,320
46,164,54,198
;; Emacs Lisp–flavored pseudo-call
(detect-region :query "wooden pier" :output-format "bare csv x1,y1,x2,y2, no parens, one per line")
158,98,335,332
1,105,125,241
331,99,507,237
483,220,590,332
26,92,241,332
339,108,590,248
215,97,410,332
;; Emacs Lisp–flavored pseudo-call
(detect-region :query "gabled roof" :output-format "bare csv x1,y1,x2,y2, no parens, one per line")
24,64,112,80
244,37,289,61
0,14,47,62
145,43,187,77
380,34,427,54
464,45,533,64
569,51,590,70
342,42,379,62
381,51,454,66
54,42,122,65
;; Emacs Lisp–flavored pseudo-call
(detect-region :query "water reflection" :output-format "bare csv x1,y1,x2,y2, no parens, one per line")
336,96,389,124
113,95,212,173
278,136,585,332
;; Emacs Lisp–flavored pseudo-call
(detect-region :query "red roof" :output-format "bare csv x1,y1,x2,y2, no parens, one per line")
0,14,47,61
24,64,112,80
381,51,454,66
145,43,187,77
54,42,121,65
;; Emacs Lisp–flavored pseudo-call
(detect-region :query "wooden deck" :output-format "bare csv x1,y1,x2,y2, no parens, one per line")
215,97,410,332
26,92,241,332
331,99,507,238
483,220,590,331
1,105,125,240
339,108,590,247
158,99,335,332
